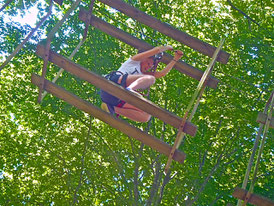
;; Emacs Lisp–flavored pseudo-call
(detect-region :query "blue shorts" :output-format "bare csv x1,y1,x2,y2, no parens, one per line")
100,71,128,114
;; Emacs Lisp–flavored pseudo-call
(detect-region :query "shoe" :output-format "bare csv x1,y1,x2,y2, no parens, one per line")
101,102,110,113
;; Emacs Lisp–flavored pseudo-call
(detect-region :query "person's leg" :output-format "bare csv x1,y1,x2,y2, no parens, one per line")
118,74,155,90
114,103,151,122
113,74,154,122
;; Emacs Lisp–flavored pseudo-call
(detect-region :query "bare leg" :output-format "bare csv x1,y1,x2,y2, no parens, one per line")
115,74,154,122
114,103,151,122
118,74,155,90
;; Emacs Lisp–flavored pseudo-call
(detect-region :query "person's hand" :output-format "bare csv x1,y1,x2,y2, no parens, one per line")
159,45,173,52
173,50,183,61
164,45,173,50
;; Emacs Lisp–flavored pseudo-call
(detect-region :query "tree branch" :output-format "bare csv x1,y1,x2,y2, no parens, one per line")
0,0,53,73
72,117,93,205
156,169,177,205
146,122,167,206
129,138,144,205
132,117,153,205
186,152,224,206
227,0,260,27
0,0,13,12
91,126,134,203
185,118,239,206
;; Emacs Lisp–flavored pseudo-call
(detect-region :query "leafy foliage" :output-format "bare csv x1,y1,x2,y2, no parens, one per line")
0,0,273,205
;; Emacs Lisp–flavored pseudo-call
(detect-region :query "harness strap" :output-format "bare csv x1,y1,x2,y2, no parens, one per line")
104,71,128,117
120,73,128,87
115,73,128,117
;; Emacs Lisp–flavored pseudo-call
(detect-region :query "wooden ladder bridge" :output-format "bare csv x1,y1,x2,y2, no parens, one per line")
32,0,230,169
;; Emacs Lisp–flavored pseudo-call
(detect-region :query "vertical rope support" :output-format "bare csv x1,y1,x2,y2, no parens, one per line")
236,91,273,206
41,0,96,101
164,38,226,174
37,0,82,102
242,92,274,206
186,38,225,116
188,85,206,121
47,0,82,41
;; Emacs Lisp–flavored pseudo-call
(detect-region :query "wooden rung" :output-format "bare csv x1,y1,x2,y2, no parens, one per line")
31,73,186,164
97,0,230,64
79,9,219,89
36,44,197,136
232,187,274,206
256,112,274,128
53,0,63,6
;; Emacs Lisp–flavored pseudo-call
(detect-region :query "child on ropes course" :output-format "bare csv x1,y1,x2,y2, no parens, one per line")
100,45,183,122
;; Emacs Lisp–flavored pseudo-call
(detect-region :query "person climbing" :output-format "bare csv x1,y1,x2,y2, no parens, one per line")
100,45,183,122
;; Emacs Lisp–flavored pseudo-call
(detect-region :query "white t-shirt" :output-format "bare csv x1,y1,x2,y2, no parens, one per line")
117,58,143,75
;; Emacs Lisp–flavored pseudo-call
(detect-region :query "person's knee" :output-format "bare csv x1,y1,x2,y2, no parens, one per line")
146,75,155,85
139,114,151,122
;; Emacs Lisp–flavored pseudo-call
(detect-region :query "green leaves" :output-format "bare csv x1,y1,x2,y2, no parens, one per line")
0,0,273,205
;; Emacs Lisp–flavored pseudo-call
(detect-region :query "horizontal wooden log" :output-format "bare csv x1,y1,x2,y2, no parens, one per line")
256,112,274,128
31,73,186,163
79,8,219,89
233,187,274,206
36,44,197,136
97,0,230,64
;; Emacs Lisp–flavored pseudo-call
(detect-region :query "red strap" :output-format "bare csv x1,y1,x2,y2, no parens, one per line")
115,101,126,117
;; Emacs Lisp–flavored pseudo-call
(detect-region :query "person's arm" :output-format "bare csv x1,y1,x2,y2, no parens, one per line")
153,50,183,78
131,45,173,61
